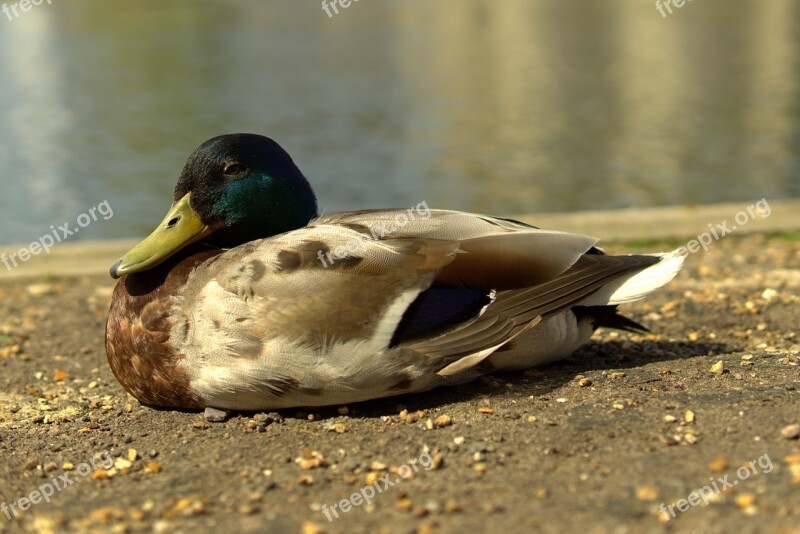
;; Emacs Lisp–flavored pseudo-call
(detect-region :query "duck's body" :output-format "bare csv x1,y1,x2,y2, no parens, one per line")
105,134,684,413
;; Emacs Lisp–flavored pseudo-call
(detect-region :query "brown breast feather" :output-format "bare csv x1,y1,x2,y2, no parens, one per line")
105,246,223,408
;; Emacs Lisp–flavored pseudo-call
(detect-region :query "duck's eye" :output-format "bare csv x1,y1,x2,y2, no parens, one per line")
223,163,244,176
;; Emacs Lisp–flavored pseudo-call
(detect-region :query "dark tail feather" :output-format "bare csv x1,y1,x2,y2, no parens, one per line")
573,305,650,333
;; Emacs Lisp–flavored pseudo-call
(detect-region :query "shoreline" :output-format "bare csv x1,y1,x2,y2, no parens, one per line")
1,198,798,281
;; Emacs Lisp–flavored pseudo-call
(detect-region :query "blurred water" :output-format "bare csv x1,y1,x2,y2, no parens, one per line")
0,0,798,245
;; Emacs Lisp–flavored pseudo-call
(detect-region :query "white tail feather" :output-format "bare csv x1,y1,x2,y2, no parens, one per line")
580,250,685,306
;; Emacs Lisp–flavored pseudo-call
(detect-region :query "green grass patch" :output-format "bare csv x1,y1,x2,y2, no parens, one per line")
604,229,800,250
604,236,688,250
771,229,800,242
625,237,687,249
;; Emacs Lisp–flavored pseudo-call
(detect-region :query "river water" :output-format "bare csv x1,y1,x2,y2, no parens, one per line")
0,0,797,245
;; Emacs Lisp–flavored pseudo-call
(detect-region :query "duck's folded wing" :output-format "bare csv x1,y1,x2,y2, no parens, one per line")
313,209,600,289
178,219,675,380
312,208,539,240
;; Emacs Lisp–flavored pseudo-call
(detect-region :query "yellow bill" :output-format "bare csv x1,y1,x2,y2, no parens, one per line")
110,193,211,279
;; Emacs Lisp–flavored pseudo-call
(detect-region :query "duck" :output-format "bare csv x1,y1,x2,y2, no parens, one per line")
106,133,685,420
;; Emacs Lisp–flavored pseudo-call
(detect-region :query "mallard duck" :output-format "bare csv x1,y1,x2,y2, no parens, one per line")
106,134,684,418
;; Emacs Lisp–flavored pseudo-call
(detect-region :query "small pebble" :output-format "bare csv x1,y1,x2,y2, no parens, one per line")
658,434,679,446
395,498,413,512
369,460,388,471
53,369,70,381
636,486,659,501
296,450,327,470
203,407,229,422
144,462,163,474
444,500,462,513
237,504,258,515
735,493,756,508
741,505,758,516
761,288,777,300
301,521,325,534
91,469,110,480
708,456,728,473
780,423,800,440
434,415,452,427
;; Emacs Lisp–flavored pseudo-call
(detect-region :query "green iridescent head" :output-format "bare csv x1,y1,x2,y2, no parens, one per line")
110,134,318,278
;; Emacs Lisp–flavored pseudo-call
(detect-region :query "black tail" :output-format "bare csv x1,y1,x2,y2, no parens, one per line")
573,305,649,333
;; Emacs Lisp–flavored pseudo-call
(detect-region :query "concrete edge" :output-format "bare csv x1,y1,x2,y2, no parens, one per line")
1,199,797,281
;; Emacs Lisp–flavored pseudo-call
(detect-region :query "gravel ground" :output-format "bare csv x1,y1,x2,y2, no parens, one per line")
0,232,798,534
